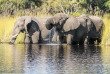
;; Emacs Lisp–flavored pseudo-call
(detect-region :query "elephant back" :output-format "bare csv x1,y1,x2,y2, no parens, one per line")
32,17,55,40
63,16,80,32
52,13,69,25
77,16,88,27
89,16,103,33
79,15,95,32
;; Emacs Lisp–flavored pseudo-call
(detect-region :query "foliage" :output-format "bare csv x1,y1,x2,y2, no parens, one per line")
0,0,110,16
0,0,42,16
104,0,110,12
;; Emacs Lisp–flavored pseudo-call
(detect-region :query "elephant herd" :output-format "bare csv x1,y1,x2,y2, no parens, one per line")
10,13,103,45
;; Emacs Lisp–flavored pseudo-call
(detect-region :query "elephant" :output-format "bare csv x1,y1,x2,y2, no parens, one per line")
45,13,94,45
10,16,55,44
89,16,103,44
80,15,103,44
45,13,69,44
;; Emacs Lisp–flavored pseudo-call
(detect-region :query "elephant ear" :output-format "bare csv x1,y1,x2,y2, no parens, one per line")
24,16,32,34
86,18,96,32
63,16,80,32
86,19,92,31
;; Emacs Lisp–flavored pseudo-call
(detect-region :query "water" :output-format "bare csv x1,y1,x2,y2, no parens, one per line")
49,27,56,44
0,44,110,74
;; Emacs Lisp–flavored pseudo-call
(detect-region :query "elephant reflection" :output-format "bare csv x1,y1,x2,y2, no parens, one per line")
65,45,102,73
10,16,55,44
25,44,41,62
25,44,64,61
24,44,103,73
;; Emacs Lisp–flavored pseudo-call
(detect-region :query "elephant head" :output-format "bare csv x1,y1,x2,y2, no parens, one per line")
10,16,56,44
80,14,102,44
45,13,69,30
89,16,103,36
10,16,32,44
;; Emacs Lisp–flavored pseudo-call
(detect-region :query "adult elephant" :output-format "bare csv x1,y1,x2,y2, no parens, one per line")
80,15,103,44
89,16,103,44
10,16,55,44
45,13,93,45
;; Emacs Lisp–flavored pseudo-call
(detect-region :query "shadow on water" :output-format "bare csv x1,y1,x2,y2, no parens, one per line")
0,44,110,73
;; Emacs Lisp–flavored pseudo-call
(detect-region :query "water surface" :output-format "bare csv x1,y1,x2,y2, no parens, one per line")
0,44,110,73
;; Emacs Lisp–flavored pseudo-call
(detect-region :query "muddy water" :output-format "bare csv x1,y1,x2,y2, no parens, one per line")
0,44,110,73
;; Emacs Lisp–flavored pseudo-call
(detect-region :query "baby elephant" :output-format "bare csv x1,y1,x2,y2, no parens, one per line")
10,16,55,44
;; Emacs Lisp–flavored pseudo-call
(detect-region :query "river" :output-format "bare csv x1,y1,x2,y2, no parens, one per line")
0,44,110,73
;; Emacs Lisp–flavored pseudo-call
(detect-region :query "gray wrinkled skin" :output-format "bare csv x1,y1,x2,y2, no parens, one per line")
45,13,94,45
10,16,55,44
77,14,103,44
45,13,103,45
89,16,103,44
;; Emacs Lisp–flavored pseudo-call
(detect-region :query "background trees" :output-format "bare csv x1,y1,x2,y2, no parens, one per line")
0,0,110,16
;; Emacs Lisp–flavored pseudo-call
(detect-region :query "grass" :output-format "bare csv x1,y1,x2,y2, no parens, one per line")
0,13,110,45
101,15,110,45
0,16,25,43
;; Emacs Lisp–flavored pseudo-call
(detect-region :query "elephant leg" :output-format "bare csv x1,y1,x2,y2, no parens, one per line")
82,35,89,45
84,38,88,44
57,35,63,44
31,32,40,44
67,34,73,45
52,32,58,43
24,34,31,44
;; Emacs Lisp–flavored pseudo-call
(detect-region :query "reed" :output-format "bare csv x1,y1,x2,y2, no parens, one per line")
101,16,110,45
0,16,25,43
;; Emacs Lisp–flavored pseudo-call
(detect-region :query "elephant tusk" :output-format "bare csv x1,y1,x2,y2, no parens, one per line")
11,34,18,38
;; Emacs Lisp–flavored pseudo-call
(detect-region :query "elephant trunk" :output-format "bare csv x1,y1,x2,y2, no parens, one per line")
45,18,54,30
11,34,19,38
10,27,20,44
46,24,53,30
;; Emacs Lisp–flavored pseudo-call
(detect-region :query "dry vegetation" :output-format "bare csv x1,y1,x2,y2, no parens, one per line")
0,16,24,43
101,14,110,45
